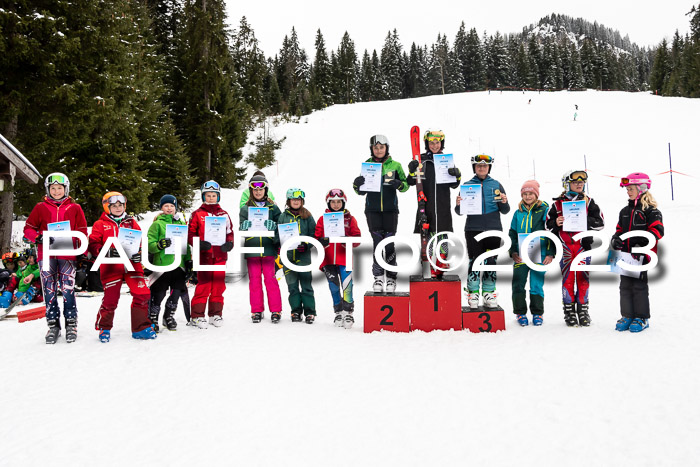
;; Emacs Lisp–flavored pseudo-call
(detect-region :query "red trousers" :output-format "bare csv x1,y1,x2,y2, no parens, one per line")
191,261,226,318
95,264,151,332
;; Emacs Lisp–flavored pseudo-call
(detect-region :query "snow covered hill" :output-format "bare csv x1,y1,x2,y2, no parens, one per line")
2,90,699,466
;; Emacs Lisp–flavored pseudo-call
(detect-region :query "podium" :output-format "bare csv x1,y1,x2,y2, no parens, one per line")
462,306,506,333
363,292,410,333
409,275,462,332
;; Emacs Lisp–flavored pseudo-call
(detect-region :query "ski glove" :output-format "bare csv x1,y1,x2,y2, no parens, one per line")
353,176,365,193
131,252,142,263
240,220,252,231
31,235,54,245
296,243,308,253
611,235,624,250
199,240,212,251
157,238,172,250
264,220,277,231
220,241,234,253
447,167,461,178
387,179,402,190
408,160,419,174
106,247,121,258
184,260,193,274
319,237,330,248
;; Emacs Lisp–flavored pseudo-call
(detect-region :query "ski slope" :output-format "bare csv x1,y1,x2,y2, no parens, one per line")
2,90,699,466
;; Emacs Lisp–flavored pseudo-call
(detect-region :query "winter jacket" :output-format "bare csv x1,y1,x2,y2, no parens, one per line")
545,193,604,250
187,203,234,264
407,151,461,233
455,174,510,231
88,212,145,272
614,199,664,262
314,209,362,270
508,201,556,259
276,209,316,266
239,200,282,258
354,156,409,213
147,212,191,268
15,263,39,293
24,196,88,261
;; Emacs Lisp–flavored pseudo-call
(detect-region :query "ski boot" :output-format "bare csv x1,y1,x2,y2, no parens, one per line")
149,310,160,333
516,314,529,326
132,325,157,340
629,318,649,333
563,303,578,327
483,292,498,308
373,276,384,293
305,314,315,324
65,318,78,343
343,311,354,329
385,278,397,293
576,302,591,327
291,312,302,323
615,317,633,332
45,320,61,345
163,313,177,331
191,317,208,329
532,314,543,326
271,312,281,324
209,315,223,328
99,329,110,343
333,303,343,327
251,312,262,323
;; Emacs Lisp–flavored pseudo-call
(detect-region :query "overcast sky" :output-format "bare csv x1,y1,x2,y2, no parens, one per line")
226,0,694,56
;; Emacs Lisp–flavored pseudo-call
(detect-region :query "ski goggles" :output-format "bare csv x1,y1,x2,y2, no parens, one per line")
287,189,305,199
424,131,445,142
46,174,67,185
328,188,345,198
370,134,389,146
202,181,221,191
473,154,494,164
104,194,126,205
249,181,267,189
567,172,588,183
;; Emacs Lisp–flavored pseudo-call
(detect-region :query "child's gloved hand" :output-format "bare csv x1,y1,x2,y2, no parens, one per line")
447,167,461,178
387,179,402,189
220,241,234,253
296,243,308,253
408,160,419,174
353,176,365,193
157,238,172,250
199,240,212,251
264,220,277,231
240,220,252,231
610,235,624,250
131,252,142,263
319,237,330,247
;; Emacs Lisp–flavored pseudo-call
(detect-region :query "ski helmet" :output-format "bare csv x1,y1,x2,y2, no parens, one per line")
369,134,390,157
44,172,69,198
471,154,494,173
561,169,587,190
423,130,445,151
201,180,221,203
325,188,347,210
248,173,269,199
286,188,305,200
102,191,127,214
620,172,651,195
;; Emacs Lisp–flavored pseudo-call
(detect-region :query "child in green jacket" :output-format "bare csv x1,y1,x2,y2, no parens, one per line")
12,254,40,305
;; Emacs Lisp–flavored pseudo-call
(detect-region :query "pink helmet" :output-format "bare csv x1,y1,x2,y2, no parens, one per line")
620,172,651,193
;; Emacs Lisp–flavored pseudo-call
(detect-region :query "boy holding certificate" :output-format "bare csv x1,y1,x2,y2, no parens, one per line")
188,180,234,329
147,194,191,331
23,173,88,344
455,155,510,309
89,192,155,342
314,189,362,328
546,170,604,327
239,173,283,324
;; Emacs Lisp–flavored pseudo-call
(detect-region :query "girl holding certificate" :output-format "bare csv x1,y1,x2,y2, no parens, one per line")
89,192,155,342
23,173,88,344
545,170,604,327
239,173,283,324
352,134,409,293
314,189,362,328
188,180,234,329
610,173,664,333
147,194,191,331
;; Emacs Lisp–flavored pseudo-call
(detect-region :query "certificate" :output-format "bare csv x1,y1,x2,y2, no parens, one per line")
518,233,542,264
248,207,269,232
323,212,345,238
361,162,382,192
459,184,482,215
435,154,457,184
47,221,73,250
118,228,142,257
562,201,587,232
204,216,227,246
278,222,300,249
165,224,188,255
607,250,642,278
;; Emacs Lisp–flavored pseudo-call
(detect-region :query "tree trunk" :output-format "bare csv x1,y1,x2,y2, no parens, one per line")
1,115,19,252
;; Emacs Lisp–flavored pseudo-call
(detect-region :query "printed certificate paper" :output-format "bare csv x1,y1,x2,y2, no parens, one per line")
435,154,457,184
518,233,542,264
323,212,344,238
278,222,300,249
204,216,227,246
562,200,587,232
118,228,142,257
248,207,269,232
361,162,382,192
459,184,482,215
47,221,73,250
165,224,188,255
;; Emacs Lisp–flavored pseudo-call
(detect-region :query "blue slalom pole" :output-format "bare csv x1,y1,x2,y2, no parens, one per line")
669,143,674,201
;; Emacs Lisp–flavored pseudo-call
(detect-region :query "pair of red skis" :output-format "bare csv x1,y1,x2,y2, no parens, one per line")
410,126,430,265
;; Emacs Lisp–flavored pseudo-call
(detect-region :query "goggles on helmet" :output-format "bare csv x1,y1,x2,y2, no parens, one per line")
202,181,221,191
424,131,445,142
567,171,588,183
370,135,389,146
249,181,267,189
287,188,305,200
472,154,494,165
328,189,345,198
46,174,67,185
105,195,126,205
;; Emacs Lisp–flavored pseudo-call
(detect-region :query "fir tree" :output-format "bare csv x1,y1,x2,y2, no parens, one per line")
310,29,332,108
381,30,404,99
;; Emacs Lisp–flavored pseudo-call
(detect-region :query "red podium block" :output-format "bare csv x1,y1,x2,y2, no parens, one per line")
17,305,47,323
409,275,462,332
462,306,506,333
364,292,410,333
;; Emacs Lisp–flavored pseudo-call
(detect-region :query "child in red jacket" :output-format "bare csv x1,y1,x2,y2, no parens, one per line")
88,191,155,343
314,189,361,328
23,173,87,344
188,180,234,329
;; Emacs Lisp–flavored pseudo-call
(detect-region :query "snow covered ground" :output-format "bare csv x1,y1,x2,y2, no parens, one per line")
2,90,699,466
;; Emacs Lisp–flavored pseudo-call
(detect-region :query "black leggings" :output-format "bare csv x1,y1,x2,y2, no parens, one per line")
366,211,398,279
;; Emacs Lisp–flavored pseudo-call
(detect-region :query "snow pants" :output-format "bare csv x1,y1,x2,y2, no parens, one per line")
191,260,226,318
247,256,282,314
465,231,501,293
95,264,151,332
322,265,354,311
366,211,398,279
149,268,187,321
40,258,77,322
283,267,315,316
560,241,590,304
512,262,545,315
619,273,650,319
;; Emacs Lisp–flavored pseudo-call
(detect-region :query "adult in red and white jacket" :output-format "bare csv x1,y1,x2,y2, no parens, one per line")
88,192,152,335
187,181,234,328
23,173,87,341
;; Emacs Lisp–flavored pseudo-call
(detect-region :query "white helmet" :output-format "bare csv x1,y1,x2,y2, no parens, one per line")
45,173,69,197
